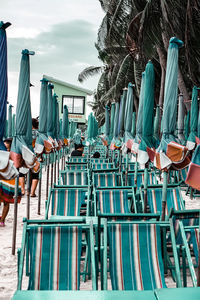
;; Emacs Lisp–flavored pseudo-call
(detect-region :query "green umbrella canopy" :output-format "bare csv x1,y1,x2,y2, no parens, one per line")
118,89,127,135
110,102,115,140
136,72,145,139
59,118,62,139
113,102,120,138
52,93,58,139
54,95,59,140
62,105,69,139
105,105,110,138
0,21,10,150
187,86,200,149
138,61,155,164
162,37,184,138
184,111,190,140
154,105,160,141
38,78,48,135
10,49,35,168
124,83,134,133
12,113,15,136
177,94,185,144
87,112,93,139
131,111,136,137
7,104,13,138
47,83,54,138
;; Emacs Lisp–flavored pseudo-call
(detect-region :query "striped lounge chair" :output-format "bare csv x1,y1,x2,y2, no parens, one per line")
17,220,97,290
93,173,121,188
45,188,87,218
68,157,88,163
127,171,157,188
95,189,131,215
65,164,88,171
60,171,88,186
141,187,184,217
108,223,167,290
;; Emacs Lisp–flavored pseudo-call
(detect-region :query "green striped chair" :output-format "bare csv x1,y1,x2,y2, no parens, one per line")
45,188,88,218
90,158,110,164
17,219,97,290
140,187,185,217
60,171,89,186
121,163,135,172
93,173,122,188
107,222,172,290
127,171,157,188
92,163,115,170
68,157,88,163
94,189,131,216
65,164,88,171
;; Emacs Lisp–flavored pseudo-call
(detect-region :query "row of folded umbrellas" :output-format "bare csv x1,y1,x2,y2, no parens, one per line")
103,37,200,191
0,21,98,180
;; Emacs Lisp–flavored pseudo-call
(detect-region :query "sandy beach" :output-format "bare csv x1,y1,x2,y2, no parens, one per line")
0,167,200,300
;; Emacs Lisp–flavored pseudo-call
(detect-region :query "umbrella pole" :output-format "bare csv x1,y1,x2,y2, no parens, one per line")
134,154,138,190
46,154,50,200
12,176,19,255
143,166,148,213
57,150,60,182
54,151,56,184
51,153,54,187
26,170,31,220
161,171,167,221
125,153,128,186
37,165,42,215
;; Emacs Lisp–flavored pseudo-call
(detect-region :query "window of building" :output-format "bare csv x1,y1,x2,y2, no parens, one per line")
62,96,85,114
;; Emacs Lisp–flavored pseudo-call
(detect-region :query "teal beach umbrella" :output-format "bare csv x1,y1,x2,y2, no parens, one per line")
62,105,69,140
10,49,36,169
177,94,185,144
118,89,127,135
47,83,54,138
187,86,199,149
7,104,13,138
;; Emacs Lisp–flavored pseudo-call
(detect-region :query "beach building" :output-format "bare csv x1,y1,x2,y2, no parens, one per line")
43,75,93,127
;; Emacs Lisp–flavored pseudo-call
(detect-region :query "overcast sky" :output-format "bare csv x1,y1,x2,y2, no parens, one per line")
2,0,104,117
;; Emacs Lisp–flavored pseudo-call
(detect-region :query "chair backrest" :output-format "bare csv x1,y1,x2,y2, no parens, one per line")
145,187,184,216
68,157,88,163
51,189,86,216
90,158,109,164
65,164,87,171
93,173,120,187
96,189,130,214
28,225,82,290
60,171,88,186
190,228,199,261
92,163,115,170
128,172,157,187
108,223,166,290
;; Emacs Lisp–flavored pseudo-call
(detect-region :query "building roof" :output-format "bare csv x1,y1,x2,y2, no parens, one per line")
43,75,93,95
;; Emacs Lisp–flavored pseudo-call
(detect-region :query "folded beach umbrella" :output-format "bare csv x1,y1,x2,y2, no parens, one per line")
138,61,155,164
35,78,52,154
87,112,93,143
110,102,121,150
132,72,145,153
62,105,69,144
110,102,115,140
12,113,15,137
153,105,160,146
118,89,127,135
10,49,36,170
105,105,110,138
149,37,188,170
131,111,136,137
47,83,54,139
0,21,19,179
124,82,134,149
177,94,185,144
7,104,13,138
187,86,199,150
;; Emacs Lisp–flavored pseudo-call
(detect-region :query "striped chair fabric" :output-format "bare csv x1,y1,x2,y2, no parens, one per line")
90,158,109,164
51,189,86,216
68,158,88,163
121,164,135,171
0,179,21,203
108,223,166,290
96,190,130,214
94,173,119,187
128,172,157,187
146,188,184,216
190,228,199,262
61,171,88,185
65,165,87,171
28,225,82,290
92,163,115,170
